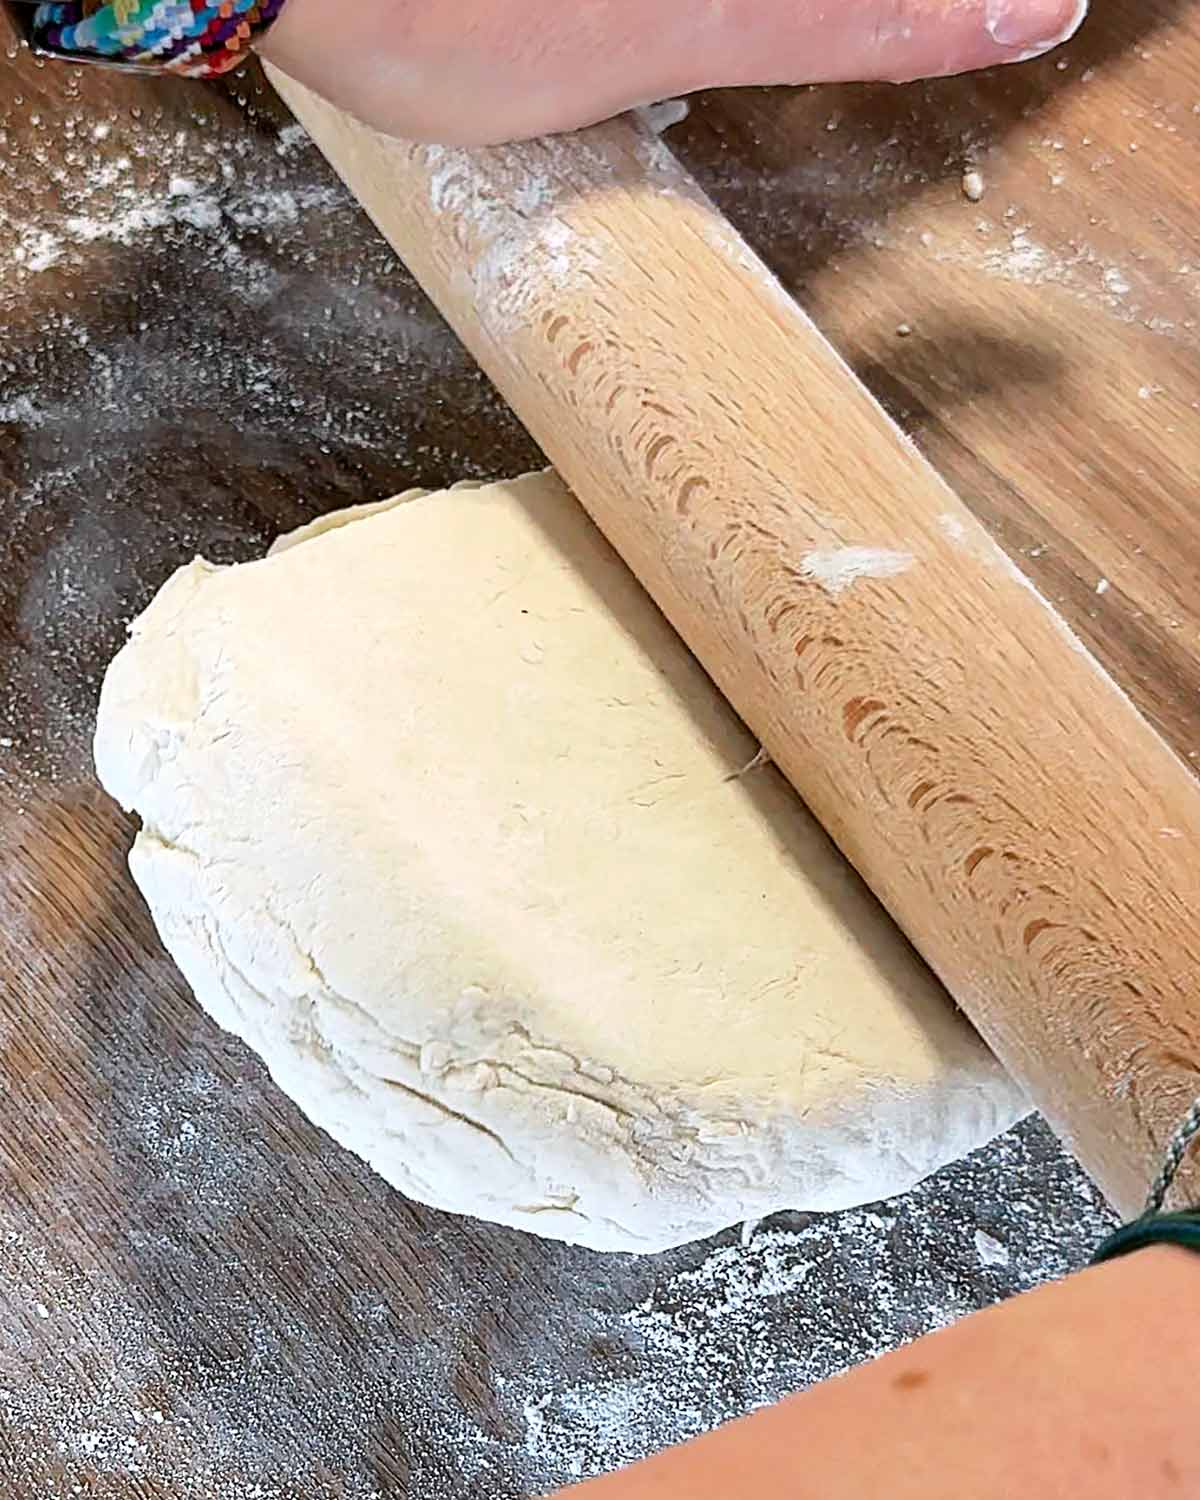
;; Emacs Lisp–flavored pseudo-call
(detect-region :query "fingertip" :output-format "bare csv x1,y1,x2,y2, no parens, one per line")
985,0,1089,61
874,0,1089,84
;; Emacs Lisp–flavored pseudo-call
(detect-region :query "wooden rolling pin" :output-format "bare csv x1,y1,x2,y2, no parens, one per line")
267,68,1200,1217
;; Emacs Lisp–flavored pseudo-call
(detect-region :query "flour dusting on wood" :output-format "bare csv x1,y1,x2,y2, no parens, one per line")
1,1108,1113,1497
0,91,537,792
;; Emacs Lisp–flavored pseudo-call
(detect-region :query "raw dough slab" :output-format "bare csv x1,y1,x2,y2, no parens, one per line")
95,472,1025,1252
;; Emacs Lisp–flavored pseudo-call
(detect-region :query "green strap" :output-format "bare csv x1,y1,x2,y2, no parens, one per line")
1092,1209,1200,1266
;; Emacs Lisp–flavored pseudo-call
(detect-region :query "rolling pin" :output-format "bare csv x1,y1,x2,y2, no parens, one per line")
266,68,1200,1217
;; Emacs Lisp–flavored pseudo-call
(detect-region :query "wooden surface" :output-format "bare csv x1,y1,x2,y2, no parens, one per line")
1,0,1196,1490
269,61,1200,1219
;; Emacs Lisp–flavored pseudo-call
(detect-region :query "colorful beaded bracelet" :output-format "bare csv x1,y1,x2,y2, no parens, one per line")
4,0,288,78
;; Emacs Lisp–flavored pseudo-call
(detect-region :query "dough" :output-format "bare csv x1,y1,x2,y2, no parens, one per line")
95,472,1024,1252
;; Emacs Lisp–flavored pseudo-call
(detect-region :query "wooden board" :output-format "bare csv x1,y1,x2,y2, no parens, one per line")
1,0,1192,1490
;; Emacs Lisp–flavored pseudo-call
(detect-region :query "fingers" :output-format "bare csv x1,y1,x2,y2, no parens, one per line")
829,0,1092,84
655,0,1091,93
261,0,1090,146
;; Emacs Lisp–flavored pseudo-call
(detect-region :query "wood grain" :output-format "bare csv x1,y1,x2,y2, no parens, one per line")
269,61,1200,1216
1,1,1197,1490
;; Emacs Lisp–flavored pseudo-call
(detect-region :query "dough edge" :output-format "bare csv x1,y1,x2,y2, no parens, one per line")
96,471,1026,1252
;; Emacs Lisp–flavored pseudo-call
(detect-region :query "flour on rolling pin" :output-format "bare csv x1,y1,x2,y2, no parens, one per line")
423,137,608,337
419,114,796,342
799,546,917,595
637,98,691,135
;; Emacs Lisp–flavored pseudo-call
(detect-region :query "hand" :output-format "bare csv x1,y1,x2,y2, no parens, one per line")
261,0,1088,145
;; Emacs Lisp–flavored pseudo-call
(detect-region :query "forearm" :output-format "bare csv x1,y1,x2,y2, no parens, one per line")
563,1246,1198,1499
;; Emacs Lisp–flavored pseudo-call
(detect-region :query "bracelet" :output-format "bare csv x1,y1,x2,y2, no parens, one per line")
1093,1208,1200,1266
5,0,288,78
1092,1095,1200,1265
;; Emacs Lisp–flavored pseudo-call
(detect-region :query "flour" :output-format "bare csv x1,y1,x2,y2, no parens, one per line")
984,226,1050,281
974,1228,1011,1266
0,990,1112,1499
0,1228,413,1498
275,122,313,157
679,128,1191,343
474,216,600,337
4,146,341,258
11,225,63,272
1104,265,1132,297
937,512,970,543
957,225,1170,330
512,1120,1113,1485
0,92,535,793
424,141,604,338
639,98,691,136
800,545,916,594
0,393,42,426
962,168,986,202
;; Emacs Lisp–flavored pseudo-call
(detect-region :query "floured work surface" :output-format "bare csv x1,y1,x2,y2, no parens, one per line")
4,4,1197,1491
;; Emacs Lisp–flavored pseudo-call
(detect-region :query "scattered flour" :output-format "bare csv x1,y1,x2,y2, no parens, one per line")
0,393,42,426
513,1121,1113,1484
937,511,970,543
424,139,608,338
682,133,1192,343
953,224,1173,331
1,1057,1113,1499
8,159,340,257
275,121,314,157
0,91,533,790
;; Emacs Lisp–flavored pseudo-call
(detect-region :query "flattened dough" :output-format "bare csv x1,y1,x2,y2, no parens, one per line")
96,471,1025,1252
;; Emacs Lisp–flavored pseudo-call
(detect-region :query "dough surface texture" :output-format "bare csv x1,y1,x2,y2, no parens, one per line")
95,472,1025,1252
